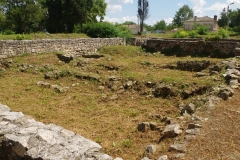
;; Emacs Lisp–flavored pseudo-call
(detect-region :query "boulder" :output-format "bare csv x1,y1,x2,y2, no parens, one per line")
160,124,182,140
138,122,150,132
169,143,186,153
157,155,168,160
144,144,157,156
181,103,196,114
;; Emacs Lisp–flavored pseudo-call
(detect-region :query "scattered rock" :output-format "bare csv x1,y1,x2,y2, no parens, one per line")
173,153,185,159
57,54,74,63
37,81,50,88
109,94,118,101
149,122,158,131
144,144,157,156
138,122,149,132
142,157,151,160
82,54,104,58
157,155,168,160
181,103,196,114
153,83,176,98
188,123,202,129
124,81,133,89
196,72,209,77
185,128,200,135
169,143,186,153
160,124,182,142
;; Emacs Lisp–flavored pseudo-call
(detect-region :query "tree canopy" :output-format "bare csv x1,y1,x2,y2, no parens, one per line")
154,20,167,30
0,0,107,33
172,4,194,27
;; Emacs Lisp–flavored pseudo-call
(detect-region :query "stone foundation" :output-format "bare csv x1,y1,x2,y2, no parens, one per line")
0,38,125,57
0,104,114,160
130,38,240,58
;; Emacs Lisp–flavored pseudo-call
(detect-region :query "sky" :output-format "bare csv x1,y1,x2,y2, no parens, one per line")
104,0,240,25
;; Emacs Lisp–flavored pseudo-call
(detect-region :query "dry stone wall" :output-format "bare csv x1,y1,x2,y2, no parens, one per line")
0,104,117,160
0,38,125,57
130,38,240,58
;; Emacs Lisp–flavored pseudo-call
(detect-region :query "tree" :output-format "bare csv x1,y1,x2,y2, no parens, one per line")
0,0,47,33
143,23,154,31
62,0,93,33
137,0,149,35
173,4,194,28
87,0,107,23
218,9,230,27
46,0,65,33
154,20,167,30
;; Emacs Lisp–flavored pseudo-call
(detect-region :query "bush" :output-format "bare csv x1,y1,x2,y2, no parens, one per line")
83,22,133,42
15,34,25,40
196,25,209,35
217,28,229,39
172,30,188,38
3,30,15,35
83,22,118,38
188,30,199,38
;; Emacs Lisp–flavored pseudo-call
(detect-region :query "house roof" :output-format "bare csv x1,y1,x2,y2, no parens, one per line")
185,16,215,22
125,24,139,29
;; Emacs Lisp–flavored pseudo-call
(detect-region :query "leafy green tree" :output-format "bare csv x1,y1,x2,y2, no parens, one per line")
87,0,107,22
46,0,65,33
0,0,47,33
218,10,229,27
63,0,93,33
143,23,154,31
154,20,167,30
173,4,194,27
137,0,149,35
0,5,6,31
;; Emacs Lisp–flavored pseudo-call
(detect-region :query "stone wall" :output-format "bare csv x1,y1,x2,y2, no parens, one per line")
0,38,125,57
130,38,240,58
0,104,118,160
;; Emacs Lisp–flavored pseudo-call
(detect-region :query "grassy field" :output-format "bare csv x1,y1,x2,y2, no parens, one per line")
0,46,225,159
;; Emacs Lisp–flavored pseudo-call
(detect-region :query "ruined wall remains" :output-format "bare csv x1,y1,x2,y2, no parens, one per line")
130,38,240,58
0,38,126,57
0,104,117,160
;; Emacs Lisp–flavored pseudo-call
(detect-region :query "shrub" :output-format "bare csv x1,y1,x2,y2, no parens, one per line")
83,22,118,38
83,22,133,42
196,25,209,35
188,30,199,38
172,30,188,38
217,28,229,39
3,30,15,35
15,34,25,40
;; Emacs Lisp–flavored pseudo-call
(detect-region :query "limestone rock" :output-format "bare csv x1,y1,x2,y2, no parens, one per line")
144,144,157,156
37,81,50,88
181,103,196,114
138,122,150,132
157,155,168,160
161,124,182,139
169,143,186,153
57,54,74,63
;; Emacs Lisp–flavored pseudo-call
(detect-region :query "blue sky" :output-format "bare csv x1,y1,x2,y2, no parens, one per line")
104,0,240,25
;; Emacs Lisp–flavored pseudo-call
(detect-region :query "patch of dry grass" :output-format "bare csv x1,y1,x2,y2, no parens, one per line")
185,90,240,160
0,46,224,159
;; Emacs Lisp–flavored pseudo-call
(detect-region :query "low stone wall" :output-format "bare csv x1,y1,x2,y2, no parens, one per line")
0,38,125,57
130,38,240,58
0,104,115,160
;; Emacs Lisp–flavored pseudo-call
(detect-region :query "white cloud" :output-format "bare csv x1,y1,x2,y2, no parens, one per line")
104,16,137,23
107,5,122,13
164,17,173,24
191,0,206,16
177,2,183,7
205,2,226,13
106,0,133,13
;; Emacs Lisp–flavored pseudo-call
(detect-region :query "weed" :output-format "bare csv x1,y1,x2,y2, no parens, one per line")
121,139,132,148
